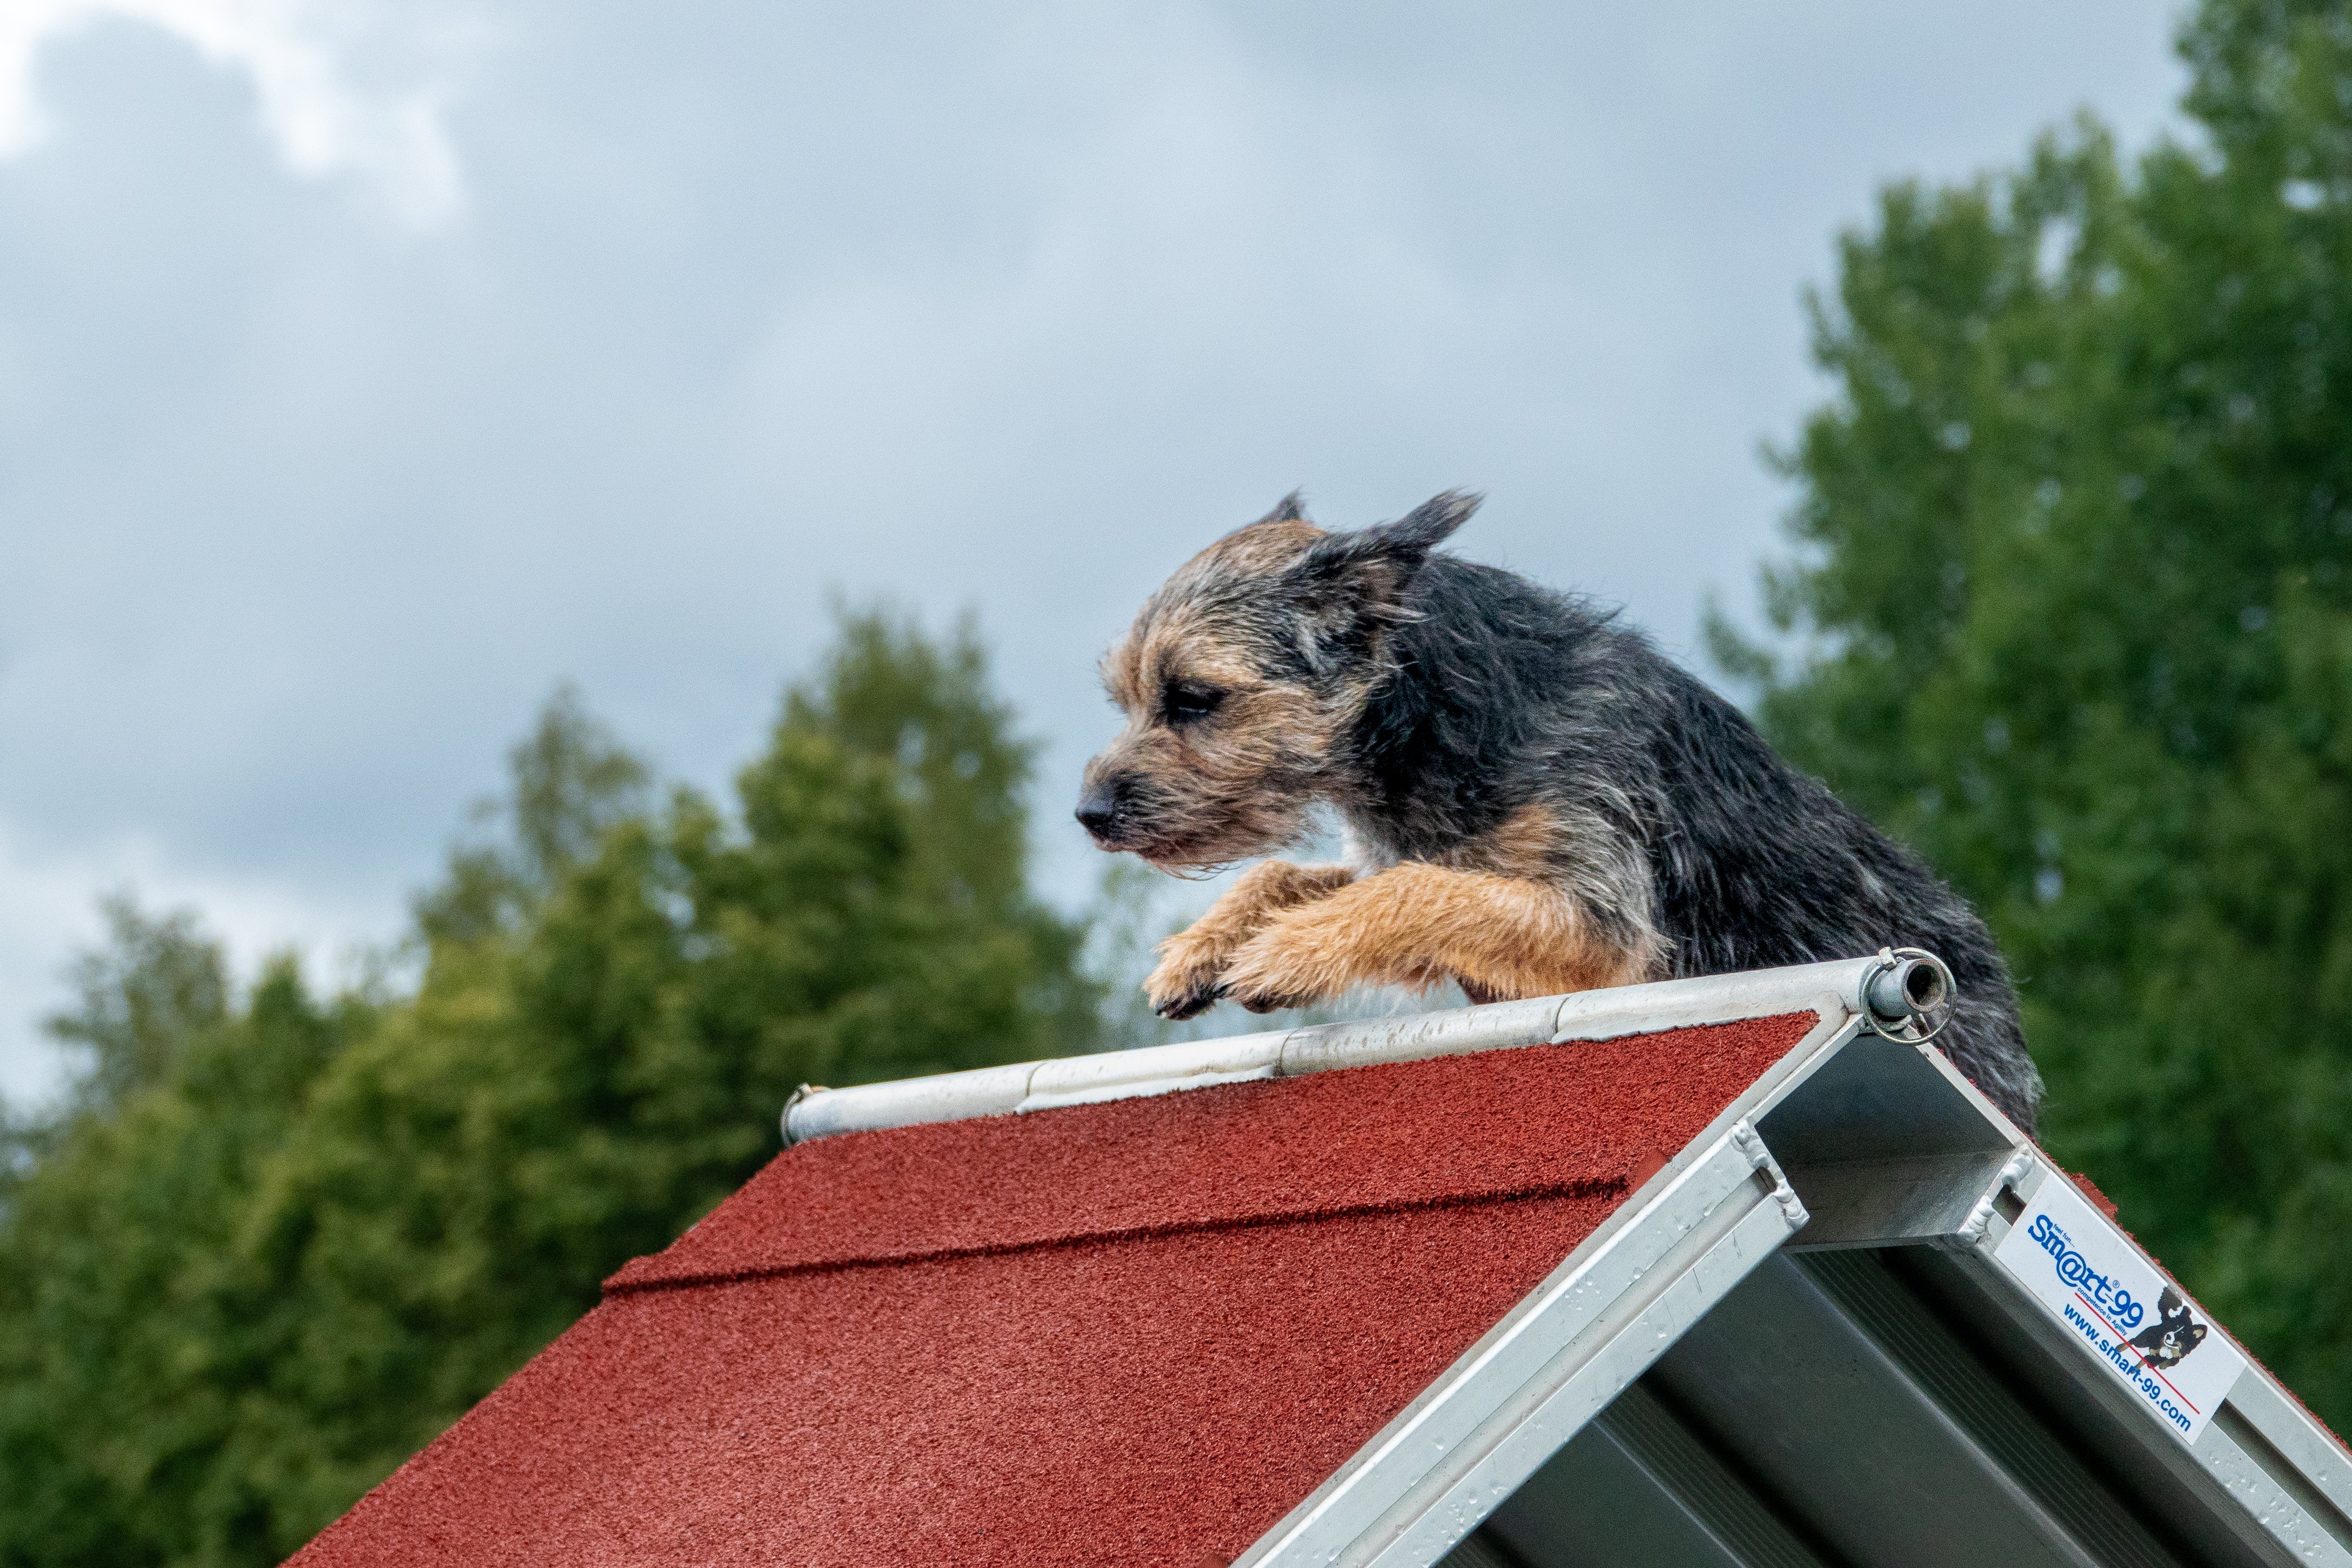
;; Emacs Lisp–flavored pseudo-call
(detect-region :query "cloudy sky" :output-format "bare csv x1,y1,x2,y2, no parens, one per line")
0,0,2187,1099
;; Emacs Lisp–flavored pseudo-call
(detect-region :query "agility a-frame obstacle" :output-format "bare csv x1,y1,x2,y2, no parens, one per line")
294,956,2352,1568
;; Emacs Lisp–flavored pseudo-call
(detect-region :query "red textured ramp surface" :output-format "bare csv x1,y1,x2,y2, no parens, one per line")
292,1013,1815,1568
304,1196,1618,1567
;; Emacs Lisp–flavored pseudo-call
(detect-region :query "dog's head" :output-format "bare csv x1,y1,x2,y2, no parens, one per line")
1076,489,1477,867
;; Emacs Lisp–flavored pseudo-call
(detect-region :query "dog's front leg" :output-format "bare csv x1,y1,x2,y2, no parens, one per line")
1146,861,1357,1020
1217,863,1662,1013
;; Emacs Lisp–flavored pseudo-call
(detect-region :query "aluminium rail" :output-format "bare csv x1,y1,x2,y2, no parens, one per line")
783,951,1940,1145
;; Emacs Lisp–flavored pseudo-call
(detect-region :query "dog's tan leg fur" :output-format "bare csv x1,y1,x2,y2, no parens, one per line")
1146,860,1358,1018
1217,863,1660,1013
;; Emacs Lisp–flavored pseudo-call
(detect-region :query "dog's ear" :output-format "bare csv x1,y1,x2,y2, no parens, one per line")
1288,490,1478,589
1275,490,1479,670
1375,489,1480,559
1255,490,1310,527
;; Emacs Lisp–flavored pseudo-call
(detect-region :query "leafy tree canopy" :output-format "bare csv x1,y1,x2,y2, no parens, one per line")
1718,0,2352,1423
0,608,1096,1565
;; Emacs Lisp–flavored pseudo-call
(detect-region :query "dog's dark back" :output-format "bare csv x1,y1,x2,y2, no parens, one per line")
1345,554,2041,1128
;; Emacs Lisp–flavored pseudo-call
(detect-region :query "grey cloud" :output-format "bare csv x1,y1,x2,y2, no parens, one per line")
0,0,2187,1097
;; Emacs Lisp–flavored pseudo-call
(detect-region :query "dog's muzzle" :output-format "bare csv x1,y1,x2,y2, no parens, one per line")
1075,773,1131,847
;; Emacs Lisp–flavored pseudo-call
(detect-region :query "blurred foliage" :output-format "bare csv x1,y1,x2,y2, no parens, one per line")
40,899,230,1121
1716,0,2352,1425
0,609,1097,1565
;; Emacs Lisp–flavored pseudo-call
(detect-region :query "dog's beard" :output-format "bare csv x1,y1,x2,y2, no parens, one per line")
1132,792,1315,874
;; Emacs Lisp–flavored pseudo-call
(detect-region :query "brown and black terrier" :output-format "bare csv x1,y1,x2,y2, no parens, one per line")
1077,491,2043,1131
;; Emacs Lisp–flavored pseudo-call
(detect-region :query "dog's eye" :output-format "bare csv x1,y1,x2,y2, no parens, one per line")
1163,682,1225,725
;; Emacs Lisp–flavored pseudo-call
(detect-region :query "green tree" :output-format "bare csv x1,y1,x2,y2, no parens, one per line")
0,608,1095,1565
412,682,653,947
0,943,372,1567
1719,0,2352,1422
44,897,231,1117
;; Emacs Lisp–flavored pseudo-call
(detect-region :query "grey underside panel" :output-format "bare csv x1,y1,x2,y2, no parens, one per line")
1438,1249,2286,1568
1473,1381,1827,1568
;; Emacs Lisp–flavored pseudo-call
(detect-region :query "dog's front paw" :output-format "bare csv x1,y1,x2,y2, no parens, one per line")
1144,936,1228,1020
1216,929,1338,1016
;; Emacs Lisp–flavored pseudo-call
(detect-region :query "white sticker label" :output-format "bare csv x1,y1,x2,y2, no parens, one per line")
1992,1173,2244,1442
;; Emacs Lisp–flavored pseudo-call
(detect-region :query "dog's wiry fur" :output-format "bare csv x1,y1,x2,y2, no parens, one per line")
1078,490,2045,1131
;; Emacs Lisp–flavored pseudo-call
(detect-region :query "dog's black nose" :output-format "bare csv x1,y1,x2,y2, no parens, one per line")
1075,776,1122,837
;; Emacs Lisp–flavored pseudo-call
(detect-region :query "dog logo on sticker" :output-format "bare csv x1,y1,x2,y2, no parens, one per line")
2127,1287,2210,1370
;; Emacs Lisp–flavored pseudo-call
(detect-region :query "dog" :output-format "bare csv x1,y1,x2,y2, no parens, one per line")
1075,490,2043,1131
2127,1288,2209,1370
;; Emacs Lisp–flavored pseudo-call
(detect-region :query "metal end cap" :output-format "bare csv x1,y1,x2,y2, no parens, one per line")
780,1083,829,1147
1862,947,1955,1043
